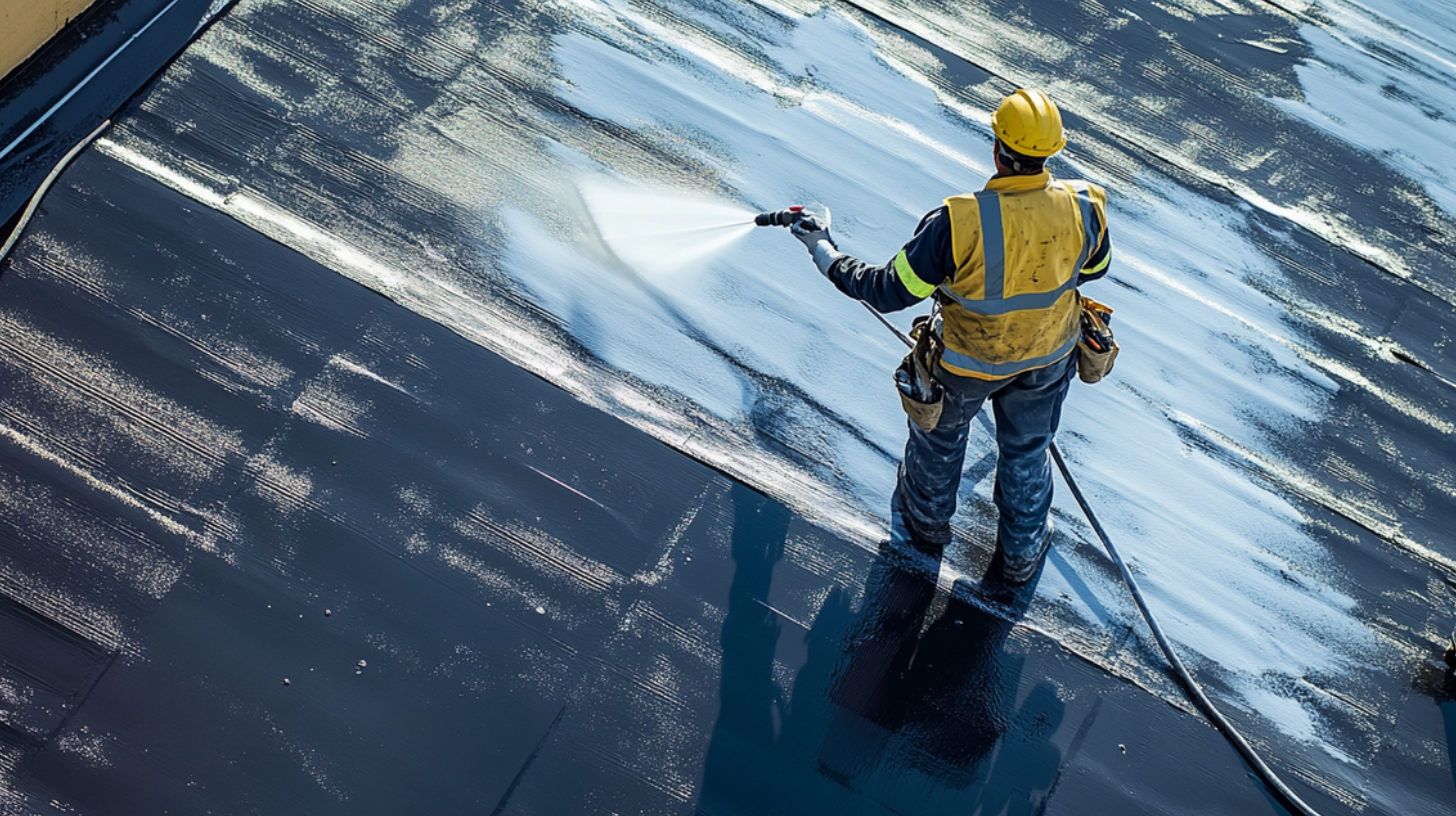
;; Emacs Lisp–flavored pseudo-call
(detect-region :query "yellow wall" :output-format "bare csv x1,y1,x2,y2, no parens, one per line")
1,0,102,80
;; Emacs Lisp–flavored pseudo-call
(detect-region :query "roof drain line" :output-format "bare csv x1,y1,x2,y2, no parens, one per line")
862,299,1326,816
0,0,183,163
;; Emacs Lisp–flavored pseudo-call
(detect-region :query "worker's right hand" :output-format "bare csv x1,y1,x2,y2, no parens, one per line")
790,206,842,275
790,206,834,253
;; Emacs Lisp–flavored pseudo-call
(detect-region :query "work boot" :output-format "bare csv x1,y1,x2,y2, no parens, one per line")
1001,520,1053,585
889,489,949,563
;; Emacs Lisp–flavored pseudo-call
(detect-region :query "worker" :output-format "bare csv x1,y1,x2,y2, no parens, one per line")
780,88,1111,585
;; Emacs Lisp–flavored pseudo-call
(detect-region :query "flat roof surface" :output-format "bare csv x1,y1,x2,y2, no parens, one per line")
2,0,1455,813
0,149,1293,814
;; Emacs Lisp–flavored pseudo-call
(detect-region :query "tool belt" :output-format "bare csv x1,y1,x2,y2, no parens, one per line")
895,313,945,431
1077,295,1118,384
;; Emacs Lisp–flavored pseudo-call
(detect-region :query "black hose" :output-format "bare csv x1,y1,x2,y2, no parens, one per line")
1049,444,1324,816
866,299,1326,816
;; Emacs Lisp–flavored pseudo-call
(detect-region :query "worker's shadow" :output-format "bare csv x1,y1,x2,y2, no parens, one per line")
1442,673,1456,798
817,555,1067,812
696,482,882,815
1419,643,1456,798
695,483,1067,815
700,481,791,765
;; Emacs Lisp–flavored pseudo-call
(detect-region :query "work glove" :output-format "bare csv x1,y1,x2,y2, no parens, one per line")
790,206,843,277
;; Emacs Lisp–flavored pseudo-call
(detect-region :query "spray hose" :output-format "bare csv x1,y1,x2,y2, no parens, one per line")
863,299,1326,816
1,120,112,267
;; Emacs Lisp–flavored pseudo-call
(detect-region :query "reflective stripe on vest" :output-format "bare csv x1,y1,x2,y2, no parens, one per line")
978,190,1006,301
939,331,1078,379
936,178,1092,379
937,181,1097,317
1064,180,1100,273
943,191,1078,379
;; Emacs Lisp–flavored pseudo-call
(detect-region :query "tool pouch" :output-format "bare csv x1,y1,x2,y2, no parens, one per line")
895,314,944,431
1077,295,1119,384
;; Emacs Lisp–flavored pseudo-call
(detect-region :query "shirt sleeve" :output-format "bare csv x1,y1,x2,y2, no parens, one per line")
823,207,954,313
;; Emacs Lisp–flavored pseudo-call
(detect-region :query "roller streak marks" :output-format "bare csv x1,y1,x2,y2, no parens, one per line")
460,509,621,596
0,313,244,477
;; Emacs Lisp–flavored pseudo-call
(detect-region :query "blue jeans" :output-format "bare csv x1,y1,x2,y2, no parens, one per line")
890,352,1076,562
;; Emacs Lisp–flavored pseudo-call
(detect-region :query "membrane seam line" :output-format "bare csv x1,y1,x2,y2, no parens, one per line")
488,704,569,816
862,299,1325,816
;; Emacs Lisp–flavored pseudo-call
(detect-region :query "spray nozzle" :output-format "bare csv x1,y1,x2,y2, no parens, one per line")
756,205,830,232
755,206,805,227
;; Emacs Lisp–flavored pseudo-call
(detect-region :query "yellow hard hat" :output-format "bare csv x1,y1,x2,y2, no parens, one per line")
991,89,1066,158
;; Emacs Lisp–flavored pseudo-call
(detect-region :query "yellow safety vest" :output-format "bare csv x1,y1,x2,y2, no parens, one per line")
939,171,1108,380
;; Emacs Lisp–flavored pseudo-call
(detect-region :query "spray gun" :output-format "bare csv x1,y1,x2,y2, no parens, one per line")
754,205,827,232
757,204,838,277
755,205,804,226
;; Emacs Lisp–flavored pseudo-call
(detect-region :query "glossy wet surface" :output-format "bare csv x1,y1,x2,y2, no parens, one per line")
0,157,1279,813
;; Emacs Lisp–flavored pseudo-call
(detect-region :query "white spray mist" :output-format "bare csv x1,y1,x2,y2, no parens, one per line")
579,179,757,281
